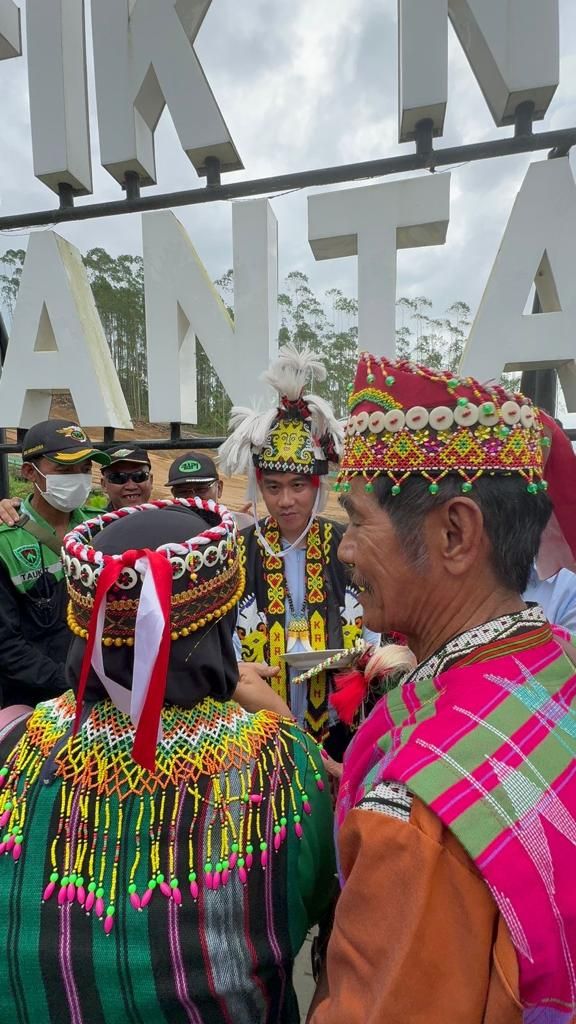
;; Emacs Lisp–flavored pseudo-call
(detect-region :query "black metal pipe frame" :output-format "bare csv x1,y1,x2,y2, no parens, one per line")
0,437,226,457
0,126,574,231
3,427,574,456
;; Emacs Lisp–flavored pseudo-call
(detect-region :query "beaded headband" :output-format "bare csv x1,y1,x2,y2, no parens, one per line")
337,353,549,496
63,498,243,771
64,498,243,643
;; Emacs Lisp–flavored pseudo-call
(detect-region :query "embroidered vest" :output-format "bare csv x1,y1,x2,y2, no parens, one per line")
237,517,364,740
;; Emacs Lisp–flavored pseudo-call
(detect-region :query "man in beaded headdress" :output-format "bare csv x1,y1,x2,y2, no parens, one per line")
219,344,380,750
0,497,335,1023
310,355,576,1024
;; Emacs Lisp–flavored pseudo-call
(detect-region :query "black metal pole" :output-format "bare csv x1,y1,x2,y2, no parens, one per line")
0,436,226,456
520,293,557,416
0,126,574,231
0,316,10,498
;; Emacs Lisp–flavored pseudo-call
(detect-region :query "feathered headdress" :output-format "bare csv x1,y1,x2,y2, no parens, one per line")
219,344,343,486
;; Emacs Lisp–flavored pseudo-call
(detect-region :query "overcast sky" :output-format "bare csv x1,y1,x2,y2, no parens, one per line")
0,0,575,325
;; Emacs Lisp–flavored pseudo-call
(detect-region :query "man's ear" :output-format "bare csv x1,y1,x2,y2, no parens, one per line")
217,480,224,498
433,496,486,577
21,462,36,482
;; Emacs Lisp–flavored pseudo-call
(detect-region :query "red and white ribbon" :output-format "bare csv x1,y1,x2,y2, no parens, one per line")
73,548,173,771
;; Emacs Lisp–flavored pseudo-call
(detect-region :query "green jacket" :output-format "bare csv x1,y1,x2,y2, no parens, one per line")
0,497,93,706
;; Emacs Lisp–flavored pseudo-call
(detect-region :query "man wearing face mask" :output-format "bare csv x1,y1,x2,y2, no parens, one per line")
0,419,110,708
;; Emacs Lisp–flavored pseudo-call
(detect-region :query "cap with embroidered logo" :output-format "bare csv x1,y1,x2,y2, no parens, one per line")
21,419,110,466
165,452,219,487
106,446,151,467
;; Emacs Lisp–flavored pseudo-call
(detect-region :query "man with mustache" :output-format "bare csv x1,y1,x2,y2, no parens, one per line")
219,344,379,752
100,445,153,509
310,355,576,1024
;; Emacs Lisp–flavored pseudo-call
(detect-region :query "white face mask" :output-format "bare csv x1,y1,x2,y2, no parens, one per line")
34,470,92,512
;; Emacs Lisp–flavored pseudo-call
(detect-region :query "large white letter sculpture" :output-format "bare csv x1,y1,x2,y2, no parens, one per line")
26,0,92,195
460,158,576,411
399,0,559,140
308,175,450,356
143,199,278,423
0,0,20,59
0,233,132,428
91,0,242,186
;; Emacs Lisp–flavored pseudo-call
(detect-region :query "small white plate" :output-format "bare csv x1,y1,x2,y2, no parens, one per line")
281,648,350,671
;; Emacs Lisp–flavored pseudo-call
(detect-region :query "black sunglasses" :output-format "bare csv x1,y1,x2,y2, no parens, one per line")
104,469,150,485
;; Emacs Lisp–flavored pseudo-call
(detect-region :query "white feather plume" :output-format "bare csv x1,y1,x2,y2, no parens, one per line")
218,405,277,476
262,343,326,401
304,393,344,457
219,343,342,476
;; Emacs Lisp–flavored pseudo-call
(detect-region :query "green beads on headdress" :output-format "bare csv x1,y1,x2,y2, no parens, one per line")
429,482,440,495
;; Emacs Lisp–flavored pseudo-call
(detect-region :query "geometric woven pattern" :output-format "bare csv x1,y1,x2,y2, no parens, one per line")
337,353,548,494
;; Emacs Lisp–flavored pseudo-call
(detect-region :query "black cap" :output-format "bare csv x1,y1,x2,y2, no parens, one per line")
105,445,151,467
21,419,110,466
165,452,219,486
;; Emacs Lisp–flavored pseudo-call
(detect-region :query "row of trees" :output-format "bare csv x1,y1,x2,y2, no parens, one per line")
0,247,472,430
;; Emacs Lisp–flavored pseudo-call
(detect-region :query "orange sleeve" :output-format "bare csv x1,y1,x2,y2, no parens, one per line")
310,798,522,1024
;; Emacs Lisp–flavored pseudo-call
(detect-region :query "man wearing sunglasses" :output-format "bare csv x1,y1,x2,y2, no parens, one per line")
101,446,153,510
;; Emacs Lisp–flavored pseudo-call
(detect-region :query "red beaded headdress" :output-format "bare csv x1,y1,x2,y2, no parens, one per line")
337,354,548,496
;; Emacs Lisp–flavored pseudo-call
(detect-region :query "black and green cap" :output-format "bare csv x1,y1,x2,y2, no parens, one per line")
21,419,110,466
165,452,219,486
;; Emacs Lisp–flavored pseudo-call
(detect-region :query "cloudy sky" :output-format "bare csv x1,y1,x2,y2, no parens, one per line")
0,0,575,327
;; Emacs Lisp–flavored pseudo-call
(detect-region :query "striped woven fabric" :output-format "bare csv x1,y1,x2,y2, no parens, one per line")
338,620,576,1023
0,693,335,1024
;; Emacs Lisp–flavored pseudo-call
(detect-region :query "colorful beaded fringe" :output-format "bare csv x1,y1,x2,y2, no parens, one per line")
0,692,324,934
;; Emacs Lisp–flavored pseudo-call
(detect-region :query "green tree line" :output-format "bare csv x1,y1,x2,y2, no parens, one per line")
0,247,472,431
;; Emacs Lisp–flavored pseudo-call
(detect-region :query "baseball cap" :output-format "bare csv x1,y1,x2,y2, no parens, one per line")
21,419,111,467
165,452,219,487
105,445,151,467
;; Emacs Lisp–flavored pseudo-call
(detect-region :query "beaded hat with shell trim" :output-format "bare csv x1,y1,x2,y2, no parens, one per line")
64,497,242,645
337,353,549,496
63,498,244,771
219,344,343,487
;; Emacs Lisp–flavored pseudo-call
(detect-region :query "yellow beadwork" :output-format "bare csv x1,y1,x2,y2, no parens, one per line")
0,692,326,930
66,568,245,647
